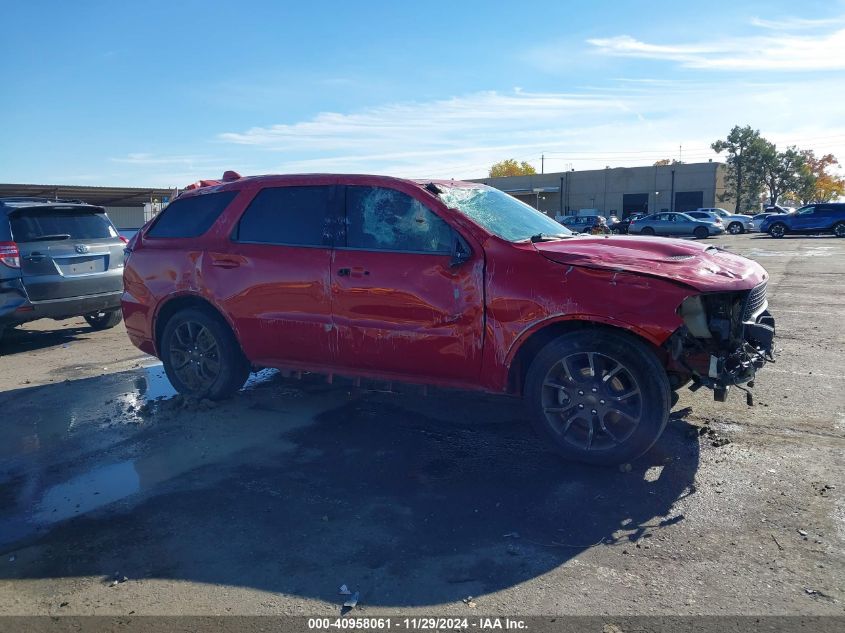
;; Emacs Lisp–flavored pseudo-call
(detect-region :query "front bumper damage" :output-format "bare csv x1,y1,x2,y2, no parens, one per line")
667,282,776,405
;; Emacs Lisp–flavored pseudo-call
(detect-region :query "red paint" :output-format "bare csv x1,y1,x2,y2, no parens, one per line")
122,174,768,394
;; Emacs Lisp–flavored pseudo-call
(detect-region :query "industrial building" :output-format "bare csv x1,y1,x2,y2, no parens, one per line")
0,183,176,230
473,161,733,219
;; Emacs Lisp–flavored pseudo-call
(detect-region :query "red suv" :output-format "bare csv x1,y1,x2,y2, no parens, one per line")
122,173,775,465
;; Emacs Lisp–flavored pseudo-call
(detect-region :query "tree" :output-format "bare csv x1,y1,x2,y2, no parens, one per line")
653,158,684,166
489,159,537,177
761,144,805,206
712,125,769,212
794,150,845,204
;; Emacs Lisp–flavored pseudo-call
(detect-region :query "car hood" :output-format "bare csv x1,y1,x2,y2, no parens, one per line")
533,236,767,292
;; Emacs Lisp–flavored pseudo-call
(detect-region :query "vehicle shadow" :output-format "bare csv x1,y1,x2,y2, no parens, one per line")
0,323,94,356
0,370,700,608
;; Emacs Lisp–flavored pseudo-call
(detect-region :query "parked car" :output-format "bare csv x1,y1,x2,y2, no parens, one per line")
686,210,725,230
627,212,724,239
0,197,127,342
123,173,775,465
695,208,754,234
760,203,845,238
749,212,779,232
609,213,646,235
763,204,794,215
558,215,609,235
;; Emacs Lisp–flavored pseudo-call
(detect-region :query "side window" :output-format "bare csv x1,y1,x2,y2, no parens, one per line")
345,186,453,253
146,191,237,238
236,186,336,246
798,206,815,215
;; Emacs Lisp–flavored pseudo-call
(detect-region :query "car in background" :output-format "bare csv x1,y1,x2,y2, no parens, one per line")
628,211,724,239
749,212,780,232
686,210,725,231
760,203,845,238
609,212,647,235
558,215,609,235
695,207,754,234
0,197,127,342
122,172,775,465
763,204,795,215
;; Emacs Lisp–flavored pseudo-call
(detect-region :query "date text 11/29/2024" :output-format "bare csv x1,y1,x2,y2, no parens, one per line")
307,617,527,630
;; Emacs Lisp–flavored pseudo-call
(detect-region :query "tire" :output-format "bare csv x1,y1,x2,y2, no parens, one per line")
84,309,123,330
524,329,671,466
640,227,655,236
727,222,744,235
833,222,845,238
769,223,787,239
693,226,709,239
160,308,250,400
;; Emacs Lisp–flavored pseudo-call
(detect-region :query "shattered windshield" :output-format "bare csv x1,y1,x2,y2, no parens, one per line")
437,185,572,242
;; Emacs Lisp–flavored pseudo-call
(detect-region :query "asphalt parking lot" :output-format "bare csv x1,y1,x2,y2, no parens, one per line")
0,232,842,617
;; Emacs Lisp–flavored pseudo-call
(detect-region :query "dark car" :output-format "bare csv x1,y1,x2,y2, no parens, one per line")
0,197,127,342
760,203,845,238
609,213,646,235
122,172,775,465
558,215,609,234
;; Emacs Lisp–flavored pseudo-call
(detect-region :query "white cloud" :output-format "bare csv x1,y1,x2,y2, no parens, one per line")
111,153,220,166
587,19,845,71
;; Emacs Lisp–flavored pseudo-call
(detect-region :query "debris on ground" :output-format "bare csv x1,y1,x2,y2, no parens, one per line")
59,601,68,608
462,596,477,608
343,592,359,608
339,584,351,595
797,529,808,539
108,573,128,587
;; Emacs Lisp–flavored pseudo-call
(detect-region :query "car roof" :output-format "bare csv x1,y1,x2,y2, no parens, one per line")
0,197,105,214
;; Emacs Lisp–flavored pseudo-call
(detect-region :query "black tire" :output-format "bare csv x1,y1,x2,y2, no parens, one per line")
693,226,709,239
769,223,787,238
525,329,671,466
833,222,845,238
84,309,123,330
160,308,250,400
640,226,655,236
727,222,744,235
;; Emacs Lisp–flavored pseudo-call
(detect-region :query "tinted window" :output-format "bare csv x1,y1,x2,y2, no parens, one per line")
147,191,237,238
237,186,336,246
346,186,453,253
11,209,118,242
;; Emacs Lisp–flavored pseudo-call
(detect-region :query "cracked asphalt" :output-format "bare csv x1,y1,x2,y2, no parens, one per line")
0,233,842,616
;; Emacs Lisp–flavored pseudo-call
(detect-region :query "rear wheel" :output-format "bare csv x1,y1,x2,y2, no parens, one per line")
160,308,250,400
84,309,123,330
525,330,671,465
769,223,787,238
693,226,709,239
833,222,845,238
727,222,744,234
640,226,655,236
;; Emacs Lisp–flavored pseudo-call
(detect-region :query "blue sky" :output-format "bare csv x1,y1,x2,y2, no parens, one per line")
2,0,845,187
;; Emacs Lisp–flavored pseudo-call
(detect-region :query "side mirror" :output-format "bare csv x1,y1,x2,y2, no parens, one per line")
450,234,472,268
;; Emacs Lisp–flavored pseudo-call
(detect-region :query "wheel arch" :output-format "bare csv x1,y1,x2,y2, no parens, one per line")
505,317,669,395
153,293,244,357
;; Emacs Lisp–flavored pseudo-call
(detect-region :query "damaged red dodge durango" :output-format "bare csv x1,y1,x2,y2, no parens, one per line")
122,173,775,465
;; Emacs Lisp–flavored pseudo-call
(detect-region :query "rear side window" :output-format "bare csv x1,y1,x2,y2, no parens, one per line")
11,209,118,242
345,186,453,253
146,191,237,238
236,186,337,246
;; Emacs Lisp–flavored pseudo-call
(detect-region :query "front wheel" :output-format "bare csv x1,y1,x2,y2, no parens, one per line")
727,222,744,235
160,308,250,400
525,330,671,465
693,226,709,239
84,309,123,330
833,222,845,238
769,223,787,238
640,227,655,236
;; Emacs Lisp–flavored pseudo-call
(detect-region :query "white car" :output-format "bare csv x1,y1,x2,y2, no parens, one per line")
695,208,754,234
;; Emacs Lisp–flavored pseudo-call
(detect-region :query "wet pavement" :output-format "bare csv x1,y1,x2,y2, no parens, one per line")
0,233,842,616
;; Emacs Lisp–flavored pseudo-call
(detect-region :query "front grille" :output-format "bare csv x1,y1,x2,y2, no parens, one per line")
744,281,767,320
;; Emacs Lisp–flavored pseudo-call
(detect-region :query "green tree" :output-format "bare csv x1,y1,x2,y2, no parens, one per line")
761,144,805,206
489,159,537,177
794,150,845,204
712,125,769,212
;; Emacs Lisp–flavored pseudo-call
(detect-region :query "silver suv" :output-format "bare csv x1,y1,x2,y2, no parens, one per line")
0,198,126,343
695,207,754,234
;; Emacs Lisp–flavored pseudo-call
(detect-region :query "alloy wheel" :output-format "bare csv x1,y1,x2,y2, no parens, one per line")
169,320,221,393
540,351,643,452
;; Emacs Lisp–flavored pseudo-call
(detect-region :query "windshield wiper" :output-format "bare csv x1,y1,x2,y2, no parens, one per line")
529,233,570,243
27,233,72,242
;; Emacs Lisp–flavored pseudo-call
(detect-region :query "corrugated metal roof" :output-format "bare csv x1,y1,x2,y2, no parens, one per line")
0,183,176,207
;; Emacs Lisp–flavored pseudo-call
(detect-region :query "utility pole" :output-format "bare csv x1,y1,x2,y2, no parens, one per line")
541,154,544,175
